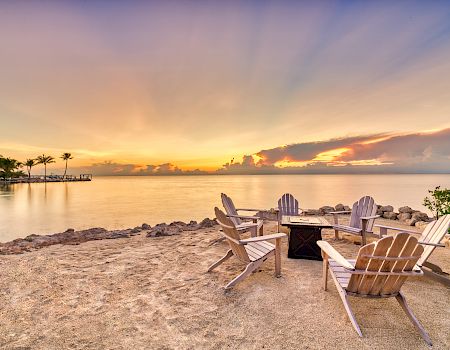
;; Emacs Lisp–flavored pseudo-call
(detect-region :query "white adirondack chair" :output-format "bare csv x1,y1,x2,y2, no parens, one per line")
318,233,431,345
375,214,450,286
331,196,379,245
221,193,264,237
277,193,302,229
208,207,286,289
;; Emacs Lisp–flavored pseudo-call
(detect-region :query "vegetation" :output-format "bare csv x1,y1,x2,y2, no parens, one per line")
24,158,36,180
0,156,25,180
36,154,56,182
1,152,75,182
423,186,450,219
61,153,73,179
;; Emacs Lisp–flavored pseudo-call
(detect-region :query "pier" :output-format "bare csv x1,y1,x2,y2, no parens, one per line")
1,174,92,184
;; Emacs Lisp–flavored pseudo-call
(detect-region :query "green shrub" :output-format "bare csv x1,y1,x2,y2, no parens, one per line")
423,186,450,219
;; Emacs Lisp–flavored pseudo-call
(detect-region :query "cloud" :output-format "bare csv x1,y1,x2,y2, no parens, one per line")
218,128,450,174
75,161,207,176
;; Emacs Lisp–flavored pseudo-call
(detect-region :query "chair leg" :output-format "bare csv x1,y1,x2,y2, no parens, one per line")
341,294,363,337
274,239,281,277
249,226,257,237
322,254,329,291
225,261,262,289
330,272,363,337
207,250,233,272
396,292,432,346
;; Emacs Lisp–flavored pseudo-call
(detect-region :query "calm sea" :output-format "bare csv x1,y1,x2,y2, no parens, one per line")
1,174,449,242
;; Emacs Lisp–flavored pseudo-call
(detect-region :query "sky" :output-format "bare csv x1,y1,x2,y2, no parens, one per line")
1,0,450,175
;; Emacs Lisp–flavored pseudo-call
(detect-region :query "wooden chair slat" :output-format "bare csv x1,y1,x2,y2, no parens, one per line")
278,193,299,216
369,233,409,296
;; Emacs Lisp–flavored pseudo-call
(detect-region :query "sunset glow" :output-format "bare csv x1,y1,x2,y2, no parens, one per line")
1,1,449,175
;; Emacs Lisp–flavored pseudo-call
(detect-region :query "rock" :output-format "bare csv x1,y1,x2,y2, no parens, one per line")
415,221,428,229
343,205,351,212
397,213,411,222
383,212,398,220
304,209,321,215
411,211,429,222
141,223,151,230
376,208,384,216
198,218,217,228
405,218,419,226
335,204,345,211
0,227,140,255
398,206,413,213
319,206,335,214
130,227,142,233
380,205,394,212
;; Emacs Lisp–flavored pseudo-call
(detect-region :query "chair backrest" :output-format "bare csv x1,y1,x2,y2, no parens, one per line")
346,233,423,297
221,193,241,226
278,193,299,216
349,196,377,232
214,207,250,263
417,214,450,266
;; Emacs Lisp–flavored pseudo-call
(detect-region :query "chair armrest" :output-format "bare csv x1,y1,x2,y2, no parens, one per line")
227,214,260,221
418,241,445,247
236,208,265,212
374,224,417,235
330,211,352,215
240,233,286,244
317,241,355,270
360,215,380,220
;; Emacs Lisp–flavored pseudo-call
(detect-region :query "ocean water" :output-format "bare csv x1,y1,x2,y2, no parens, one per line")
1,174,449,242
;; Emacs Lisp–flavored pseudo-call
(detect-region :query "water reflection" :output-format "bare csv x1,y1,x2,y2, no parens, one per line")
0,174,449,242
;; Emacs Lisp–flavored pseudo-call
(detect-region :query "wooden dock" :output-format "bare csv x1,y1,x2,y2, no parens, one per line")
1,174,92,184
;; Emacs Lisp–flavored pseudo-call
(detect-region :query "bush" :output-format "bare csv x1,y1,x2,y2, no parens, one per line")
423,186,450,219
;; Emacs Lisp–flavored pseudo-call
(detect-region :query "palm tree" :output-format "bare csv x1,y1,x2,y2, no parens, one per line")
0,156,24,180
36,154,55,182
60,153,73,179
24,158,36,180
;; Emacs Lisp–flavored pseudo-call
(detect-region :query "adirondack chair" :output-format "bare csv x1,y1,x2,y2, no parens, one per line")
375,214,450,286
277,193,302,230
318,233,431,345
221,193,264,237
208,207,286,289
331,196,379,245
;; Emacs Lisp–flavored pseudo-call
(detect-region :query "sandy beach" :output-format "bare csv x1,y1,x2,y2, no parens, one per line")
0,216,449,350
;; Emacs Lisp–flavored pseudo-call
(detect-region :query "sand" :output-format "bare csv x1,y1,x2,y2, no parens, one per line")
0,216,449,350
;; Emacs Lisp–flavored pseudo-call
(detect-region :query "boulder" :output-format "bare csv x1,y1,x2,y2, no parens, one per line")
319,206,335,214
335,204,345,211
398,206,413,214
343,205,351,212
397,213,412,222
405,218,419,226
141,223,151,230
198,217,217,228
380,205,394,212
304,209,321,215
415,221,428,229
383,212,398,220
376,208,384,216
411,211,429,222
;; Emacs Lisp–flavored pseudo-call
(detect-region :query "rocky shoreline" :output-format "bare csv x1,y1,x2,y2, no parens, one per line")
303,203,433,229
0,218,217,255
0,203,433,255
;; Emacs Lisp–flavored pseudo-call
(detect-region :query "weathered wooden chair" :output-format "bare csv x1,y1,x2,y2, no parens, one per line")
375,214,450,286
331,196,379,245
221,193,264,237
317,233,431,345
208,207,286,289
277,193,302,230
